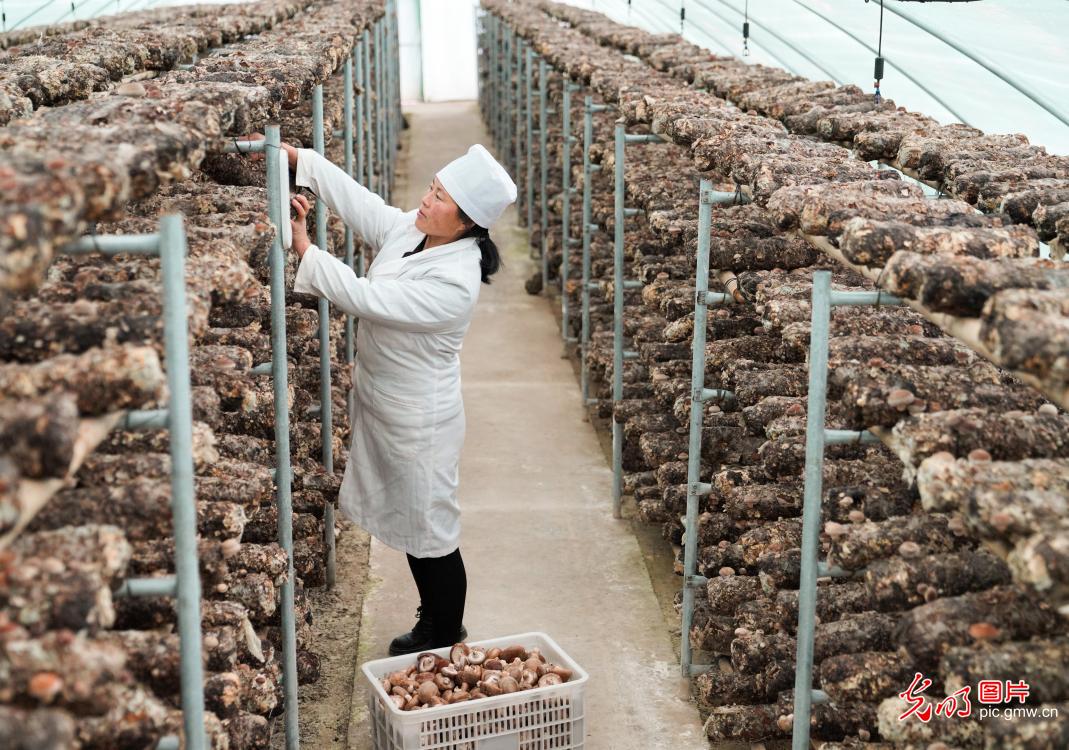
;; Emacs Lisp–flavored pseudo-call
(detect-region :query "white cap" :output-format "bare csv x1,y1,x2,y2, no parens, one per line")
436,144,517,229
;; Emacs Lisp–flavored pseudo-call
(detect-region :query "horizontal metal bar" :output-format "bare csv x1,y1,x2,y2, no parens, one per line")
584,282,600,292
812,689,830,705
250,362,272,376
702,291,730,306
121,409,169,431
686,575,708,588
308,405,322,420
829,290,903,307
568,238,581,246
590,164,603,172
63,233,162,256
699,388,735,403
817,560,850,578
585,398,599,406
566,83,580,92
565,336,579,344
116,576,177,598
701,189,751,206
590,104,610,113
223,139,267,154
157,737,180,750
333,128,343,137
624,134,665,144
623,280,644,289
585,223,600,232
688,663,712,676
693,482,712,497
175,63,194,71
567,136,578,144
824,429,880,445
623,208,641,217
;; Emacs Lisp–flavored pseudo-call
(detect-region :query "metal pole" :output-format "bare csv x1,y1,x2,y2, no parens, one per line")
343,57,355,367
501,25,510,164
514,34,523,179
312,85,337,591
525,47,534,232
266,124,300,750
362,31,375,203
611,121,625,520
488,16,496,147
561,81,578,343
514,38,525,219
681,180,714,676
539,60,549,293
791,270,832,750
378,20,391,200
354,43,366,278
580,97,595,406
160,214,207,750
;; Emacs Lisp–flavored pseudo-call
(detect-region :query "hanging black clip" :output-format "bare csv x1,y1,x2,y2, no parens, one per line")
873,56,884,104
743,21,750,56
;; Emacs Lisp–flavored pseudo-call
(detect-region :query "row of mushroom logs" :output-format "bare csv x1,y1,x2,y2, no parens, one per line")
381,644,574,711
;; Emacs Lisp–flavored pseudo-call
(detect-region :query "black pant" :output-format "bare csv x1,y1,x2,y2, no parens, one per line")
406,548,467,643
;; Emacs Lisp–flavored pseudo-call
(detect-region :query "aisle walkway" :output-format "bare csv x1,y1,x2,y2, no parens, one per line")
347,101,706,749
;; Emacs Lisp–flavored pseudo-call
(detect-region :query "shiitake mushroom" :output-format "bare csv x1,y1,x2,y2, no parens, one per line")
383,643,572,711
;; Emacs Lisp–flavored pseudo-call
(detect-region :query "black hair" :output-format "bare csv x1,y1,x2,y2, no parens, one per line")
457,207,502,284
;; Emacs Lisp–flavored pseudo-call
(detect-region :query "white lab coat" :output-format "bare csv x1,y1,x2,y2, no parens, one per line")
292,148,482,558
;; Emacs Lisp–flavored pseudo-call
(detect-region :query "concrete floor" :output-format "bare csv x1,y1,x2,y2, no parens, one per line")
347,100,706,749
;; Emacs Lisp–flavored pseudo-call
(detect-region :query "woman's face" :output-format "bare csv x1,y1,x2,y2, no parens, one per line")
415,177,469,239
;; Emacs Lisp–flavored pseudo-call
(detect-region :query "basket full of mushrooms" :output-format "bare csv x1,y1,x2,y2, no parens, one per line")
362,632,588,750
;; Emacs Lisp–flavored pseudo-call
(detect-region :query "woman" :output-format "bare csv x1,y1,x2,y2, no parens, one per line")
281,140,516,655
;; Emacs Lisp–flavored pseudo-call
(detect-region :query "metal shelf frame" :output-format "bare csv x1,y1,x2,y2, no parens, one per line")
610,122,665,519
789,271,903,749
62,216,207,750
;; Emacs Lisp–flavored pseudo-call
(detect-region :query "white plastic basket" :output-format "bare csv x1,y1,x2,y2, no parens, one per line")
362,631,588,750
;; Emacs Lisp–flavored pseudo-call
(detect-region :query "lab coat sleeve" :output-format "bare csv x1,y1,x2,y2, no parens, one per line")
294,148,403,252
294,246,473,333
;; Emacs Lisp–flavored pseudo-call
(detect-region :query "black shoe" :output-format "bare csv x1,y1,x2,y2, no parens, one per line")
388,607,468,656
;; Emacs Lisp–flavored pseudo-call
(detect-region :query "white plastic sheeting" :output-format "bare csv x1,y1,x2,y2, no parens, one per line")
561,0,1069,154
398,0,480,102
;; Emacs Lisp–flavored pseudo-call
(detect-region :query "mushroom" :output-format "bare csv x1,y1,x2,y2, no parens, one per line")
550,665,573,682
898,541,922,558
27,672,63,704
381,678,391,694
388,670,409,687
1039,403,1059,416
523,656,541,672
482,680,502,697
403,695,420,711
417,653,437,673
968,448,992,462
498,676,519,694
390,694,406,710
483,658,505,671
486,647,502,659
440,665,459,679
519,669,538,689
500,645,525,662
435,656,451,671
536,663,552,677
537,673,562,688
458,665,481,687
434,674,454,691
414,671,436,684
391,686,409,698
467,647,487,666
470,689,487,700
449,643,470,666
527,648,545,663
417,680,440,704
887,388,915,409
427,696,446,707
505,665,523,681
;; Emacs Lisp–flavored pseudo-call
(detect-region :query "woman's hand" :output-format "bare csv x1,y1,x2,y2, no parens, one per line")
290,194,313,259
238,133,298,171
